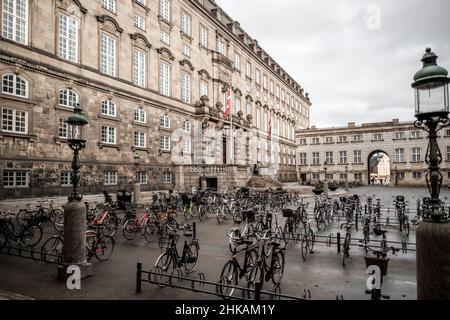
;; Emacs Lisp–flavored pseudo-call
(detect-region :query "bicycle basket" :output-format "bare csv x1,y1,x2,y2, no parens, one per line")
158,231,179,249
183,225,193,237
282,209,294,218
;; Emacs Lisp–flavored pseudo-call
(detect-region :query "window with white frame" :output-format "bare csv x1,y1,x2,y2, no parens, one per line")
100,33,116,76
234,53,241,70
2,74,28,97
263,75,268,90
255,69,261,84
411,131,422,139
163,172,172,183
60,172,72,186
101,100,116,117
159,61,170,96
183,131,191,154
138,172,148,184
58,13,79,63
312,152,320,165
217,38,226,55
413,172,422,180
134,15,145,31
299,153,307,165
182,44,191,57
1,107,27,134
275,85,280,98
299,138,307,145
160,0,170,21
447,146,450,161
200,80,208,97
101,125,116,144
395,148,405,162
269,80,274,95
246,61,251,78
181,73,191,103
199,25,208,47
311,138,320,145
411,148,421,162
133,49,146,87
372,133,383,141
183,120,191,133
339,151,347,164
59,89,78,108
160,135,171,151
160,30,170,45
134,131,146,148
325,137,333,144
102,0,116,13
325,152,333,164
3,170,29,188
353,150,362,164
134,107,146,123
104,171,118,185
58,118,74,139
394,131,405,140
353,134,363,142
281,89,285,102
181,12,191,36
160,114,170,128
338,136,348,143
2,0,28,44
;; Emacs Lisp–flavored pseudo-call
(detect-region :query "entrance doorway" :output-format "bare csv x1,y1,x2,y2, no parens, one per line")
368,151,391,185
206,178,218,190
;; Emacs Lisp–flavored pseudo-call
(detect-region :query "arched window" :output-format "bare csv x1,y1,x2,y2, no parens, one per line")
134,107,146,123
183,120,191,133
101,100,117,117
2,74,28,98
160,114,170,128
59,89,79,108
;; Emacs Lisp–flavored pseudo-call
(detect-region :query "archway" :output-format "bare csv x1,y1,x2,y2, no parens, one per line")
367,150,391,186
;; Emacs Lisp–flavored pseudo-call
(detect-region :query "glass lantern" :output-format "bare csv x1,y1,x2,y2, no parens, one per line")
67,103,88,143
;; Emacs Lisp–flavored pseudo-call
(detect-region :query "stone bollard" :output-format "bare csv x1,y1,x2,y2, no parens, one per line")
133,183,141,204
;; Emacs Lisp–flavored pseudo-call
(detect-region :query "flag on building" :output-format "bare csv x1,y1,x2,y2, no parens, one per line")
224,87,233,119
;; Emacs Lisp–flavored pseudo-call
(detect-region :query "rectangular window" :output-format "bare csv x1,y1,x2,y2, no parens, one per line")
133,49,146,87
263,75,268,90
325,152,333,164
395,148,405,162
312,173,320,180
160,0,170,21
181,72,191,103
339,151,347,164
101,126,116,144
396,172,405,180
183,137,191,154
160,135,171,151
138,172,148,184
159,62,170,96
353,134,363,142
446,130,450,137
299,153,307,165
160,30,170,45
58,118,75,139
102,0,116,13
372,133,383,141
217,38,226,55
104,171,118,185
101,100,116,117
199,25,208,47
354,173,362,181
255,69,261,84
410,131,422,139
200,80,208,97
2,0,28,44
394,132,405,140
134,131,146,148
1,107,27,134
163,172,172,183
269,80,274,95
412,148,421,162
58,13,78,63
312,152,320,165
134,15,146,31
182,44,191,57
299,138,307,145
234,53,241,70
60,172,72,186
100,33,116,76
413,172,422,180
181,12,191,36
246,61,252,79
338,136,348,143
353,150,362,164
311,138,320,145
447,146,450,161
3,170,29,188
325,137,333,144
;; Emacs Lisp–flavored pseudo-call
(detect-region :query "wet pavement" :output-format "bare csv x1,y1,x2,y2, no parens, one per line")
0,186,438,300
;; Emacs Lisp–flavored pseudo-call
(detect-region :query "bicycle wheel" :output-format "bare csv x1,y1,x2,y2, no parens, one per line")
218,261,238,299
184,241,200,274
271,250,285,285
245,249,259,283
155,253,174,287
301,235,308,261
49,208,63,223
0,230,8,252
20,224,43,247
198,207,207,221
307,229,315,252
41,236,63,263
283,223,291,244
270,284,281,300
217,208,224,224
94,235,114,261
123,219,138,240
144,217,158,243
102,216,118,237
54,210,64,232
16,209,33,226
183,206,192,221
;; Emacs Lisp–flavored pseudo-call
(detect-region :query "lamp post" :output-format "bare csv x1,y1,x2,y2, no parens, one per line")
201,159,207,191
58,103,91,279
394,166,398,186
345,165,349,191
133,152,141,204
412,48,450,300
323,161,329,196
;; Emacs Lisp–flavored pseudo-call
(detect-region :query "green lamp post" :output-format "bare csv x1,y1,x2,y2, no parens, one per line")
412,48,450,300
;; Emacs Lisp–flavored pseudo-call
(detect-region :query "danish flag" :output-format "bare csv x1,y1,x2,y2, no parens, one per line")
224,87,233,119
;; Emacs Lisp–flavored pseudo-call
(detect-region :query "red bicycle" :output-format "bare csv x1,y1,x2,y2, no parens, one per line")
87,203,118,237
123,211,158,241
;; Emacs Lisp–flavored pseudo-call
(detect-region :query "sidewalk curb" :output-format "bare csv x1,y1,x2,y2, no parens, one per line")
0,290,34,300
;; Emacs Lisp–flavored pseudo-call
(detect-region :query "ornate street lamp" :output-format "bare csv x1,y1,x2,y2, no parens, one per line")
323,161,329,195
413,48,450,222
133,152,141,203
345,165,349,191
412,47,450,300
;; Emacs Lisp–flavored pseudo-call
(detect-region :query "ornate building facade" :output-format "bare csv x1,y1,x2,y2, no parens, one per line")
0,0,311,199
296,119,450,187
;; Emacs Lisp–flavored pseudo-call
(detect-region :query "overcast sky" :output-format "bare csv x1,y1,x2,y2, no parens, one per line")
215,0,450,128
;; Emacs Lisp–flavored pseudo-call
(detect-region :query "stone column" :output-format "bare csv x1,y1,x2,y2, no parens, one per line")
133,183,141,204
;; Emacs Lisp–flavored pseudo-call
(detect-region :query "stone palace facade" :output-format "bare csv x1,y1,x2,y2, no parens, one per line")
296,119,450,187
0,0,311,199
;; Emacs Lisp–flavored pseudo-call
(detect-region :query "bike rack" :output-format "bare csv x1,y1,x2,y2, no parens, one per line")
0,243,62,265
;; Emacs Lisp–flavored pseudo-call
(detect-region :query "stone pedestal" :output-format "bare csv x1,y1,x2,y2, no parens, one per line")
133,183,141,204
416,221,450,300
57,200,92,280
324,181,329,196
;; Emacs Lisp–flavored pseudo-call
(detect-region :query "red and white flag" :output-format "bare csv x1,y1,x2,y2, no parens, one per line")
268,109,273,140
224,87,233,119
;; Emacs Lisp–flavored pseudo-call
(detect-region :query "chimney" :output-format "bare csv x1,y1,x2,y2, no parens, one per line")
348,122,356,128
392,119,399,125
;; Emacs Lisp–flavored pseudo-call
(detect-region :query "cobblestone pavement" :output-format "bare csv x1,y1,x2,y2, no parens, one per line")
0,186,437,300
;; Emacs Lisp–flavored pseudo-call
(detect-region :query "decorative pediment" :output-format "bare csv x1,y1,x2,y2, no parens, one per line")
57,0,87,15
233,88,243,98
263,104,269,110
198,69,211,80
255,100,262,107
130,33,152,49
245,94,253,102
157,47,175,62
97,15,123,34
180,59,194,71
